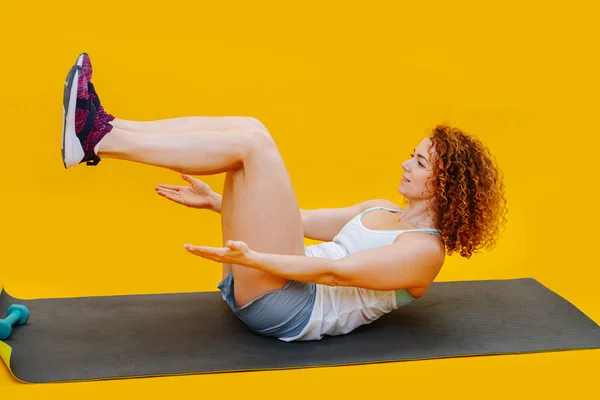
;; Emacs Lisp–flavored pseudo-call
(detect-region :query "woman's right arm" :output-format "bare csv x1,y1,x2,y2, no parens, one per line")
157,176,394,241
209,193,395,242
299,199,400,241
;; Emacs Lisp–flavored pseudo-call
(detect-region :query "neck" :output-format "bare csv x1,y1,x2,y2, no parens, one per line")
398,199,436,229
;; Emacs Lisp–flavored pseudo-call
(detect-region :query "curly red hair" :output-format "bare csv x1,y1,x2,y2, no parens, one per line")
426,125,508,258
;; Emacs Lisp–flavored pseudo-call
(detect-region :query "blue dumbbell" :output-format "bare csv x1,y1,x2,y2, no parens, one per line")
0,304,30,340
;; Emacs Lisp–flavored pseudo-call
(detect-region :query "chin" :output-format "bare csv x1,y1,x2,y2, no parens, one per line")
397,187,410,198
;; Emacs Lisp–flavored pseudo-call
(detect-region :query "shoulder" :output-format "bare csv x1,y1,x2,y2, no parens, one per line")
364,199,403,211
392,231,446,278
393,230,445,259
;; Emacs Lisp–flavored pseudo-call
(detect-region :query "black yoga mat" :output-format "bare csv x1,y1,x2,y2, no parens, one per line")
1,278,599,383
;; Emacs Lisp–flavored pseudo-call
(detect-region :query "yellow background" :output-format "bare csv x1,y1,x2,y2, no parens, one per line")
1,0,598,397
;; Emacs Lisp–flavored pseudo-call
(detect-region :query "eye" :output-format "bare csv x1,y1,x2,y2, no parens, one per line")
410,153,425,168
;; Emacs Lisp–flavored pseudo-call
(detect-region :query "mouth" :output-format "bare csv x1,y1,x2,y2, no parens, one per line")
402,175,411,183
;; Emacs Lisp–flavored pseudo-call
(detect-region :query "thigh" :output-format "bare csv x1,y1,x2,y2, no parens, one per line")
224,132,306,306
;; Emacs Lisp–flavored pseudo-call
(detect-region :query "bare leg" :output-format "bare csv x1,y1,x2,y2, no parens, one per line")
110,116,266,133
220,171,234,280
97,126,305,306
98,127,249,175
106,116,277,282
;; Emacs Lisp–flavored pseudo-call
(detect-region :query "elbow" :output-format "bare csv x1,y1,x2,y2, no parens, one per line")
324,261,345,287
322,273,340,287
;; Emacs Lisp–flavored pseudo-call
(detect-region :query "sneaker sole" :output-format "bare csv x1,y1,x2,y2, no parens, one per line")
62,65,85,169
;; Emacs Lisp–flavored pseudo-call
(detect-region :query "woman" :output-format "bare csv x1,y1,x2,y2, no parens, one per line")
62,53,507,342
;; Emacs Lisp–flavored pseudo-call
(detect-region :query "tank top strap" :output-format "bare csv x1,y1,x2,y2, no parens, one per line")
400,228,441,236
359,206,402,216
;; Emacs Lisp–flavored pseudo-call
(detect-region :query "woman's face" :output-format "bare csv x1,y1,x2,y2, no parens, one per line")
398,138,436,200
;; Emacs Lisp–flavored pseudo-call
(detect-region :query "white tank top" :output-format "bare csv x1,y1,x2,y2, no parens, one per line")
280,206,439,342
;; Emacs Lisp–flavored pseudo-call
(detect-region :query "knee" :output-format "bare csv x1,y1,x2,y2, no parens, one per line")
246,117,268,131
247,125,275,145
247,118,278,145
242,128,277,158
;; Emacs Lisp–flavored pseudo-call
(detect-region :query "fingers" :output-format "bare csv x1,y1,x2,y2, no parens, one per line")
155,184,184,192
156,188,187,206
184,244,201,253
184,242,252,267
184,244,206,257
185,243,238,256
184,244,222,260
156,187,180,197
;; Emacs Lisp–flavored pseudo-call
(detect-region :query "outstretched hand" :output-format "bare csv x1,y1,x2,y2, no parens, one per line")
184,240,257,268
155,174,217,210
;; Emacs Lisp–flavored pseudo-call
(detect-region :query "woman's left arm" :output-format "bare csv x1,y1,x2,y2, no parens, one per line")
327,236,444,290
185,235,444,291
255,235,443,290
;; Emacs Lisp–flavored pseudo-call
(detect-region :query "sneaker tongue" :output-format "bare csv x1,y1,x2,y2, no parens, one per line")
82,55,93,81
76,72,89,100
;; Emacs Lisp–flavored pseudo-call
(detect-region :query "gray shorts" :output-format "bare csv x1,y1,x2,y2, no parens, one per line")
217,273,316,339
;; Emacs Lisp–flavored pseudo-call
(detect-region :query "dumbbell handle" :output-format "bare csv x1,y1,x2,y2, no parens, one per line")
0,305,29,340
2,311,21,326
